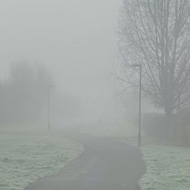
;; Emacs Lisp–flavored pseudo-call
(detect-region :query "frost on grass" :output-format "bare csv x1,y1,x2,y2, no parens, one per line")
0,135,83,190
139,145,190,190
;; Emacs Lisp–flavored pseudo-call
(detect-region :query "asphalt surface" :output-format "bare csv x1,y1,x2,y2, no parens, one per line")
25,133,146,190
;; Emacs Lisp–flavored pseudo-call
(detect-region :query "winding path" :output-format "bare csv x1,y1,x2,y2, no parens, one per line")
25,133,146,190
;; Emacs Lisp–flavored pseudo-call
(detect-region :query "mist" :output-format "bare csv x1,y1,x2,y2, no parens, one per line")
2,1,190,190
0,0,143,142
0,0,129,129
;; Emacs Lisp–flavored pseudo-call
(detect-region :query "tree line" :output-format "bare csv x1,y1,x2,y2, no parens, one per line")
0,62,51,125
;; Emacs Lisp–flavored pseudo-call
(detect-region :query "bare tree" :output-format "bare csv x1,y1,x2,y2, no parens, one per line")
119,0,190,121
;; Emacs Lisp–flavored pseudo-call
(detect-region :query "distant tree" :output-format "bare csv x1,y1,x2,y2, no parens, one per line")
0,62,51,125
119,0,190,121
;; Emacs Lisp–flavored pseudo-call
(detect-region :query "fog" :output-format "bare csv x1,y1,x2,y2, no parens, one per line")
2,1,190,190
0,0,139,133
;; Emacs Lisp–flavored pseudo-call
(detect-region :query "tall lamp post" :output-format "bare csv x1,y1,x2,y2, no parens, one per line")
131,64,142,147
48,84,54,130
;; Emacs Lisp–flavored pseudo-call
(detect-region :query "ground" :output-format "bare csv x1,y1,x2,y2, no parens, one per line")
2,122,189,190
0,133,83,190
139,145,190,190
79,122,190,190
25,132,146,190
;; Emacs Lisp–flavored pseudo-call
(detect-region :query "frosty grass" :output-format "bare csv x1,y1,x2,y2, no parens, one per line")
0,134,83,190
140,145,190,190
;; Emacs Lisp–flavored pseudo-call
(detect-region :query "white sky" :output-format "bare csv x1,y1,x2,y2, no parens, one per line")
0,0,123,122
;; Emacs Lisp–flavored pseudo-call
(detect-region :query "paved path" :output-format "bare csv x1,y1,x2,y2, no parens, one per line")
25,133,146,190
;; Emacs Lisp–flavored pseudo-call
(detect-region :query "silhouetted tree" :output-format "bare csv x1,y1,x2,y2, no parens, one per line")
119,0,190,120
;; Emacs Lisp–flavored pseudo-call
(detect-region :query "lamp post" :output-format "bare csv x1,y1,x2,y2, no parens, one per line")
48,84,53,130
131,64,142,147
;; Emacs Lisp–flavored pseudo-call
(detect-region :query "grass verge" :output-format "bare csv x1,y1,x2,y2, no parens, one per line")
120,136,190,190
0,134,83,190
139,145,190,190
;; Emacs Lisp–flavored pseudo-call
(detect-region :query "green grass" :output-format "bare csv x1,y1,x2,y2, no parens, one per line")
139,145,190,190
0,134,83,190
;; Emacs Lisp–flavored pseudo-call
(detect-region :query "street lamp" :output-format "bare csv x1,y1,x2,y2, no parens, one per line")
131,64,142,147
48,84,54,130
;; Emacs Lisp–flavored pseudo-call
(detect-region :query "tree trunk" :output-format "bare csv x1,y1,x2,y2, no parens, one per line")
165,108,173,142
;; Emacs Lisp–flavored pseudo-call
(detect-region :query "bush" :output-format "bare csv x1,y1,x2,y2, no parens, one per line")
143,109,190,146
173,109,190,146
143,113,169,140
